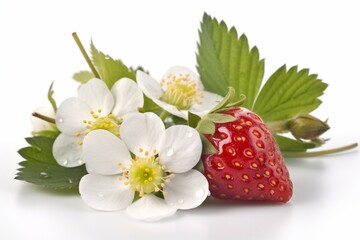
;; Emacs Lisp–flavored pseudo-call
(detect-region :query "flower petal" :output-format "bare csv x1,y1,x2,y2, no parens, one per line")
190,91,223,117
161,66,203,91
126,194,177,221
53,133,84,167
136,70,163,99
121,112,165,156
150,98,189,120
159,125,202,173
83,130,131,175
164,170,209,209
78,78,114,116
79,173,134,211
164,170,209,210
56,98,91,134
111,78,144,118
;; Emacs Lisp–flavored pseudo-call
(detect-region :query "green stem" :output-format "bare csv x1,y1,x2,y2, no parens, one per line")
32,112,56,124
283,143,358,158
159,110,170,121
72,32,100,78
267,120,290,134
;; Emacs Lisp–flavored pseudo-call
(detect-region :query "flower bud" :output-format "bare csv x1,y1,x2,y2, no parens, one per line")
30,106,56,135
289,114,330,140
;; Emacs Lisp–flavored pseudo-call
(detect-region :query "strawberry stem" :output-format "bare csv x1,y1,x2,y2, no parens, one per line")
159,110,170,121
267,120,290,134
282,143,358,158
72,32,100,78
32,112,56,124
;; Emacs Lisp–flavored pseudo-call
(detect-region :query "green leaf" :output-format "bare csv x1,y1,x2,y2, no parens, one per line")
253,65,328,122
73,70,95,83
32,129,60,139
197,13,265,109
275,135,317,152
196,119,215,134
16,136,87,190
188,111,201,128
91,42,135,88
205,113,236,123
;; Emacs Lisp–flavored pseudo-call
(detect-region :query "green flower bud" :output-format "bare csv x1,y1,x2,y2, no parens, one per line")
289,114,330,140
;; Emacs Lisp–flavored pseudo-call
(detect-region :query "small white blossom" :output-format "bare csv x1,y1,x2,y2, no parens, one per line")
53,78,143,167
136,66,222,120
79,112,209,221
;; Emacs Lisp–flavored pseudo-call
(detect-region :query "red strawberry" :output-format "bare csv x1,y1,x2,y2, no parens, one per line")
201,107,293,203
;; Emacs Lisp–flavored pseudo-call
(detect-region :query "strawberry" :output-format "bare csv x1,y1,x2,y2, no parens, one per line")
200,107,293,203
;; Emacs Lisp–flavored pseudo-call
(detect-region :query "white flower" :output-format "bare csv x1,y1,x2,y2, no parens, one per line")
136,66,222,120
30,106,56,134
79,112,209,221
53,78,143,167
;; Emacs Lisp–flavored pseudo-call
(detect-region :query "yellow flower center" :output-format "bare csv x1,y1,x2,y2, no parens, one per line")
128,156,165,195
75,110,121,145
160,73,204,110
119,150,174,197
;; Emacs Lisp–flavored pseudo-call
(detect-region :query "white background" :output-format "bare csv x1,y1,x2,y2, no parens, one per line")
1,0,359,239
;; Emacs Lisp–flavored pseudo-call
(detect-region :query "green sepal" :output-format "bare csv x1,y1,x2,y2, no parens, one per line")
200,135,218,155
196,119,215,134
129,66,149,74
210,87,236,113
275,135,317,152
206,113,236,123
47,82,57,112
188,111,201,128
16,136,87,190
73,70,95,83
91,42,135,88
143,96,161,113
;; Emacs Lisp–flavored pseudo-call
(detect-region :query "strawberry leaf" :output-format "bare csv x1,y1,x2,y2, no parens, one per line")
91,42,135,88
275,135,317,152
253,65,328,122
197,13,265,109
16,136,87,190
73,70,95,83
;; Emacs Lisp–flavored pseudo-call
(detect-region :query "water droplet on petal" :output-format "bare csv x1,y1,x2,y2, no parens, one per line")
77,158,83,165
166,147,174,157
196,189,205,198
186,130,194,138
58,118,64,123
62,160,68,166
178,199,184,204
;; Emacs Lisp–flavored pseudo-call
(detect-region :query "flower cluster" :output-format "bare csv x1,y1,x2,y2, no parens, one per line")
35,67,219,221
